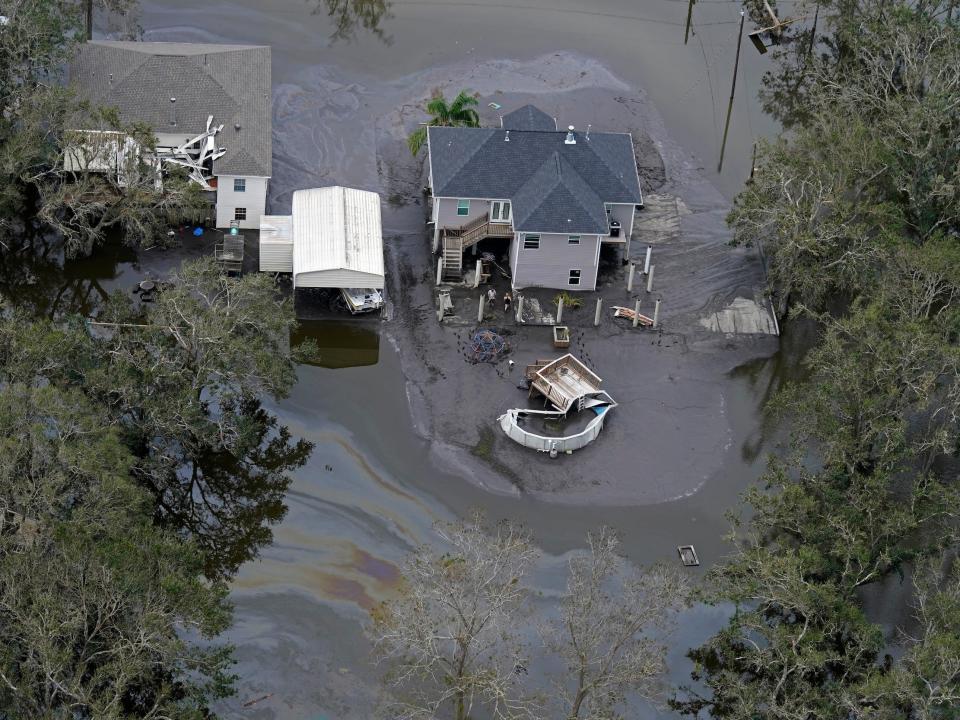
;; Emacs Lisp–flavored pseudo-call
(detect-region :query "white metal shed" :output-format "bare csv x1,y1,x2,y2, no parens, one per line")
292,186,384,289
258,215,294,272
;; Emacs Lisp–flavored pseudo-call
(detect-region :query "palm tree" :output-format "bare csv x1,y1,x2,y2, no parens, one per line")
407,90,481,156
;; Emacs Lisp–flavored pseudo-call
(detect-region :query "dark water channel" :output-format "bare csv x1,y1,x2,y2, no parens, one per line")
46,1,816,717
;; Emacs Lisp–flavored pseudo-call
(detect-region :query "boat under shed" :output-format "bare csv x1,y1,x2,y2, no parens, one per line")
258,186,385,289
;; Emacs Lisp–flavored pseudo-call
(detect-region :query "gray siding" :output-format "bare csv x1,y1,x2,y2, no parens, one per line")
511,232,601,291
606,203,635,239
435,196,498,228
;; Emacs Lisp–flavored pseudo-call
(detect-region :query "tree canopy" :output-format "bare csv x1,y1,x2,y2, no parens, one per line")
678,3,960,717
0,258,310,716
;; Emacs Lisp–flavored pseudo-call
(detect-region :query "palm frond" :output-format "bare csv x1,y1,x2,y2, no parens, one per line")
407,126,428,156
449,91,479,112
425,96,451,124
455,108,480,128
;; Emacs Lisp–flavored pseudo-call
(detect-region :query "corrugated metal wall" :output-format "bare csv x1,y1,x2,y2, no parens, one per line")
259,240,293,272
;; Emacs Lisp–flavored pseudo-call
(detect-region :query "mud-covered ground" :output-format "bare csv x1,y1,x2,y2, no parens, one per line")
355,57,779,504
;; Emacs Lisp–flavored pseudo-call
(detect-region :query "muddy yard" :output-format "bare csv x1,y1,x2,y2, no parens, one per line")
380,80,777,504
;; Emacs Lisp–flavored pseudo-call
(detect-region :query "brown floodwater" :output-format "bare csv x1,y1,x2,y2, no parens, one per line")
56,1,813,717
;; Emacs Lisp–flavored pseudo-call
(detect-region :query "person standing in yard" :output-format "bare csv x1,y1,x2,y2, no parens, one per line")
503,291,512,314
487,287,497,305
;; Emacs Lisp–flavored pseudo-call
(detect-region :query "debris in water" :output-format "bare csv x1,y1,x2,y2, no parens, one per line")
677,545,700,567
241,693,273,708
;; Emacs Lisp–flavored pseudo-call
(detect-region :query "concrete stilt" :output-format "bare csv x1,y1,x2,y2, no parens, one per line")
556,296,564,324
633,298,641,328
627,263,636,292
653,297,661,327
474,259,482,289
515,294,524,323
594,298,603,327
644,245,652,274
436,257,443,286
646,264,655,293
478,294,485,323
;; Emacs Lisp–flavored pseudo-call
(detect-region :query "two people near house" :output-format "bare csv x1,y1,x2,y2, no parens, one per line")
487,287,513,314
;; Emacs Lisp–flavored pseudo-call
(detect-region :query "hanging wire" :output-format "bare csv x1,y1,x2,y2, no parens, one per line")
696,31,722,149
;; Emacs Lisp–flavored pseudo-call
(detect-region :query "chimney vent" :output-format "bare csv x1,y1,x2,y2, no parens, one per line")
169,97,177,126
234,122,242,132
504,130,510,142
586,124,592,140
565,125,576,145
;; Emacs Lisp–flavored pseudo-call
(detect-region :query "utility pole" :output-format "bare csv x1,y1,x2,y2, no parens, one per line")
718,10,745,174
808,3,820,58
684,0,696,44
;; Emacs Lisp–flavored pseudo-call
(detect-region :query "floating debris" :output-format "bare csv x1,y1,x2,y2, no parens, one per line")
612,305,653,326
677,545,700,567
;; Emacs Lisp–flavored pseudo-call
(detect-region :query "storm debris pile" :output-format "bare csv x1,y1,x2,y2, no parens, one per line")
469,328,509,363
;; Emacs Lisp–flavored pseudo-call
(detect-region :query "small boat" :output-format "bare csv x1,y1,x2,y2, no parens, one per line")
340,287,384,314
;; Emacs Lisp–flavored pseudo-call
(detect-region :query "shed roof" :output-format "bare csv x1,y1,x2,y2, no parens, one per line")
292,187,384,286
70,41,272,177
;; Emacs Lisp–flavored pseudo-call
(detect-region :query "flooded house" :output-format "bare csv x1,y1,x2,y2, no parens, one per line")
426,104,643,291
67,41,272,230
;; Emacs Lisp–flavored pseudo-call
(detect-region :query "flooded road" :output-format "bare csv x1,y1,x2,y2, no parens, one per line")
76,1,799,716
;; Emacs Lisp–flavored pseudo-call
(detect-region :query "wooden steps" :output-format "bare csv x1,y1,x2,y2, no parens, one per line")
438,213,514,281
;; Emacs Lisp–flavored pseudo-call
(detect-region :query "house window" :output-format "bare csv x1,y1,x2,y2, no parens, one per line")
568,235,580,245
568,269,582,286
234,207,247,221
457,199,470,216
491,200,511,222
523,234,540,250
234,178,246,192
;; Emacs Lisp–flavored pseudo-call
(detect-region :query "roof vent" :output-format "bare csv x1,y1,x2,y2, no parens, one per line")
565,125,576,145
585,124,591,140
234,122,242,132
169,97,177,127
504,130,510,142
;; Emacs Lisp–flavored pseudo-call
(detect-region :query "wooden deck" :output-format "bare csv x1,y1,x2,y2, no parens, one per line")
527,354,603,414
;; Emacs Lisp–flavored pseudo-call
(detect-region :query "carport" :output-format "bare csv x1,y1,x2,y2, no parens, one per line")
291,186,384,290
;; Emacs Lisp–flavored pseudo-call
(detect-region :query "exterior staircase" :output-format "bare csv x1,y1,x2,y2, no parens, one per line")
439,213,513,281
442,235,464,279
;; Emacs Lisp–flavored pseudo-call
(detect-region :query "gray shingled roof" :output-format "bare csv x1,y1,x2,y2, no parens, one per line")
70,41,271,177
428,113,641,234
502,104,556,131
512,153,609,234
